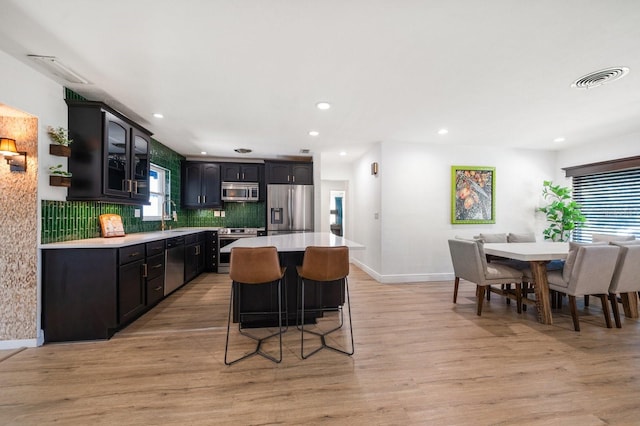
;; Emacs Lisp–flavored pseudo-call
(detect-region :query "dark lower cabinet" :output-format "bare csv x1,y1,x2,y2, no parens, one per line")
145,253,165,307
118,258,146,325
43,248,119,342
145,241,165,307
42,233,211,343
205,231,218,272
185,232,205,282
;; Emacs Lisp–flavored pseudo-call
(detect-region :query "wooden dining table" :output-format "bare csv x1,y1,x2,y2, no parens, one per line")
484,242,639,325
484,242,568,324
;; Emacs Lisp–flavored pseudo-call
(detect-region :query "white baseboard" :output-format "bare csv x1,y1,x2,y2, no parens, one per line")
350,258,455,283
0,339,38,350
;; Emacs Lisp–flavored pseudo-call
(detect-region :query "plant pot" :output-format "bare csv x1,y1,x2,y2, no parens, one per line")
49,144,71,157
50,175,71,187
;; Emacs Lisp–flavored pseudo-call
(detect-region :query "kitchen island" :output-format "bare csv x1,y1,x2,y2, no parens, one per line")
221,232,364,326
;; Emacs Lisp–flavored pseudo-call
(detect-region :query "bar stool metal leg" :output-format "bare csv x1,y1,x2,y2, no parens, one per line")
224,280,284,365
300,277,354,359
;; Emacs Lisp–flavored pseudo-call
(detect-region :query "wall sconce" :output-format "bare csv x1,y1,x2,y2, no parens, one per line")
371,162,379,176
0,137,27,172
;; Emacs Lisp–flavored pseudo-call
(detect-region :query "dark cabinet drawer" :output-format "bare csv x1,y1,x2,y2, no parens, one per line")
119,244,145,265
146,253,165,280
146,275,164,307
146,240,165,257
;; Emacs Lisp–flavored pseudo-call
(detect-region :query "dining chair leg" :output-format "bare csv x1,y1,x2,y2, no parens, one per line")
505,284,511,305
599,294,612,328
453,277,460,303
610,292,622,328
476,286,486,316
515,283,522,314
568,295,580,331
584,295,590,307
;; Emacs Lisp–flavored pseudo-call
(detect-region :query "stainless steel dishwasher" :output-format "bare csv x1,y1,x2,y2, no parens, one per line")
165,236,185,296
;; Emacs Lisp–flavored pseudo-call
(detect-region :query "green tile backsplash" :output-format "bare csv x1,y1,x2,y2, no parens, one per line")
41,133,266,244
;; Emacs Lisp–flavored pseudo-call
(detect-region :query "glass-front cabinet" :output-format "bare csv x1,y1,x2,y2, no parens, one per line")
67,100,152,205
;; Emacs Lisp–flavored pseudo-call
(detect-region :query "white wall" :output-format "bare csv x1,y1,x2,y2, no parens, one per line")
350,140,557,283
556,132,640,170
0,51,67,348
0,51,68,201
349,143,382,278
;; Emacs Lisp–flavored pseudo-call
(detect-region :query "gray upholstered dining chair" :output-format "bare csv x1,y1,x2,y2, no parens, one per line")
448,239,524,315
546,243,620,331
608,242,640,328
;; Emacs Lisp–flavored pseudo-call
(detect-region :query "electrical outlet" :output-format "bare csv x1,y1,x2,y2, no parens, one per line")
134,209,141,218
221,211,226,217
214,210,220,217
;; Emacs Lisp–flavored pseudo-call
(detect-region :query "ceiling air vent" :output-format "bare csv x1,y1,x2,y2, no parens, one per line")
234,148,252,154
571,67,629,89
300,149,311,154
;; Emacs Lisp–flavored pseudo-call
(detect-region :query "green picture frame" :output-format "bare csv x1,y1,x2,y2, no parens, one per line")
451,165,495,224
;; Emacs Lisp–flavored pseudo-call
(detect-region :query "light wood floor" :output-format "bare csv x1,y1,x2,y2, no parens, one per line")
2,266,640,425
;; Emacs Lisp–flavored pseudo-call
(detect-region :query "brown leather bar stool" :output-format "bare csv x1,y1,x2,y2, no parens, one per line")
224,246,286,365
297,246,354,359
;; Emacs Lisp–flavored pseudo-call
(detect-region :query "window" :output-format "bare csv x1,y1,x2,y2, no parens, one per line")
143,164,170,221
572,168,640,242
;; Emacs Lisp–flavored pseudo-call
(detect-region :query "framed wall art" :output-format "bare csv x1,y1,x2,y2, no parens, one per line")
451,166,495,224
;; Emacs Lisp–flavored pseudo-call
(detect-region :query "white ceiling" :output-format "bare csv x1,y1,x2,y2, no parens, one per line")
1,0,640,164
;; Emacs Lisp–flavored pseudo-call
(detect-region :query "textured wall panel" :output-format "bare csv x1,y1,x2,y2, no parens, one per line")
0,114,38,340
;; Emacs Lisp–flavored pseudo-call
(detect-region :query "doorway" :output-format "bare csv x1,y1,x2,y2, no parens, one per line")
329,190,345,236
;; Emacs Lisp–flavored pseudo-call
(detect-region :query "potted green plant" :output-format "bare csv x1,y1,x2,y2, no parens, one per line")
47,126,73,157
538,180,586,242
48,164,72,187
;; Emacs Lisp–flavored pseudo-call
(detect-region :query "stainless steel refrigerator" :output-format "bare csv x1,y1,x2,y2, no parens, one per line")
267,184,314,235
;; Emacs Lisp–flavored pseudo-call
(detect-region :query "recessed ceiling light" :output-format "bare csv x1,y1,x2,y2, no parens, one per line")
438,128,449,135
316,102,331,110
553,137,566,143
234,148,252,154
152,113,164,119
339,151,347,156
200,151,207,155
308,130,319,136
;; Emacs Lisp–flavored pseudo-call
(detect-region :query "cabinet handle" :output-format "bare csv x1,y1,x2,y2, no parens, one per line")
132,180,138,194
195,245,200,255
142,263,148,278
287,175,290,182
236,172,240,179
242,172,245,180
130,252,141,258
197,195,201,203
202,196,206,203
154,286,162,292
151,263,163,269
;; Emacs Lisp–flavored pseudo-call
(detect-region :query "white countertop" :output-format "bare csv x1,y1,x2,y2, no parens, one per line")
40,227,221,249
483,242,569,261
220,232,365,253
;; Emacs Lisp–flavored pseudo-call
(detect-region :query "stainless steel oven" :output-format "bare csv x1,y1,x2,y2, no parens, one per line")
217,228,259,273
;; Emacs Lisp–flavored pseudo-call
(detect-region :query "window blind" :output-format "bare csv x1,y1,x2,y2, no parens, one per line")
572,168,640,242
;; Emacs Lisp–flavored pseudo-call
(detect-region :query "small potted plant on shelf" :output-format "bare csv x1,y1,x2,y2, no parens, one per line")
538,180,586,242
48,164,72,187
47,126,73,157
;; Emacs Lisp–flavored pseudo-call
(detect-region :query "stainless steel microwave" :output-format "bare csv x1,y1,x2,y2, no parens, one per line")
221,182,259,202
